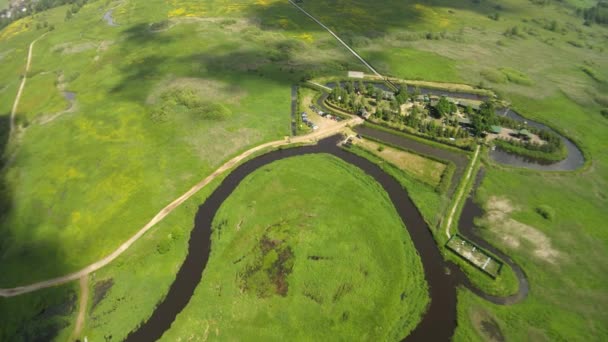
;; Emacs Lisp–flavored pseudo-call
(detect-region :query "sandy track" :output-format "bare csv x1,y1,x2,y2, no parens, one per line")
0,117,361,297
9,33,48,135
445,145,480,238
70,275,89,341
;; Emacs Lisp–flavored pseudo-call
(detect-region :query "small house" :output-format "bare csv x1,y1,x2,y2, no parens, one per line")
358,108,371,119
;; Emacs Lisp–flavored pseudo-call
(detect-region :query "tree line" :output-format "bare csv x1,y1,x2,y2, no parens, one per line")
0,0,94,30
576,1,608,26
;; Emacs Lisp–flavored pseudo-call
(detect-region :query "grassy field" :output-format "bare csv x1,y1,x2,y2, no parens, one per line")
158,154,428,341
344,143,519,298
1,0,607,340
0,283,78,341
296,1,608,340
356,138,447,187
0,0,364,287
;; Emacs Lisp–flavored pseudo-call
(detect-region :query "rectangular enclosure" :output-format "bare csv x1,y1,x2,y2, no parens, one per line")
446,234,503,278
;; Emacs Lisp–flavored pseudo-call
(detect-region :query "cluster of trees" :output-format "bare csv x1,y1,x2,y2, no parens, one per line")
0,0,94,30
403,114,469,139
577,1,608,26
468,102,498,136
329,82,470,140
150,88,232,123
495,115,563,150
493,111,564,156
35,21,54,31
65,0,89,21
503,26,524,38
495,137,565,161
33,0,89,12
432,96,458,118
329,81,402,115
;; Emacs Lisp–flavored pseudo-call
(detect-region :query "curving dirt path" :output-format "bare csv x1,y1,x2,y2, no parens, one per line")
0,116,361,297
70,275,89,341
9,33,48,135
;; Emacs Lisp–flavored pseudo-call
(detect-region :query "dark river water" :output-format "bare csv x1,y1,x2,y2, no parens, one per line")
124,134,528,341
125,136,464,341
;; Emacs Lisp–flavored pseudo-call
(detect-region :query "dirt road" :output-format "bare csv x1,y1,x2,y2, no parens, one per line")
70,275,89,341
9,33,48,135
0,116,361,297
445,145,480,238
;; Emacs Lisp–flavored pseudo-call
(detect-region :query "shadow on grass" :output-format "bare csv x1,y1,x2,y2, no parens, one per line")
0,285,78,342
0,115,77,341
246,0,508,38
181,42,361,83
109,21,361,103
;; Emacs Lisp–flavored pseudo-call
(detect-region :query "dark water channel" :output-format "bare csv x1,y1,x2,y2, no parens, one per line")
125,135,528,341
455,171,529,305
325,82,585,171
491,108,584,171
125,136,465,341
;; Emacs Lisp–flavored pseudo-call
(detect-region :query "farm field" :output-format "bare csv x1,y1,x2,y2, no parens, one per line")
0,0,607,341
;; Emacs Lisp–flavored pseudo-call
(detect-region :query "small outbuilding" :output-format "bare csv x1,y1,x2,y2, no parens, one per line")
518,129,532,140
489,125,502,134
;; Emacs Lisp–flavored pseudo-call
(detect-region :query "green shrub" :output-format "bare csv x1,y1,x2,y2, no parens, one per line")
150,20,170,31
499,68,534,86
481,69,508,84
535,205,555,221
219,19,237,26
150,88,232,122
156,238,172,254
580,65,603,82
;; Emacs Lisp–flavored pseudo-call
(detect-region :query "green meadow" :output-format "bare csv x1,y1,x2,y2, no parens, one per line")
160,154,428,341
294,1,608,340
0,0,363,287
0,0,607,341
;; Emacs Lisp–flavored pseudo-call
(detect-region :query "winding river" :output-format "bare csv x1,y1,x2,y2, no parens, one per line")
325,82,585,171
125,135,527,341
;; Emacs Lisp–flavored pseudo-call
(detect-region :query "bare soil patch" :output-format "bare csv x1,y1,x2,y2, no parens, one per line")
484,196,561,264
470,308,505,342
239,224,295,298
